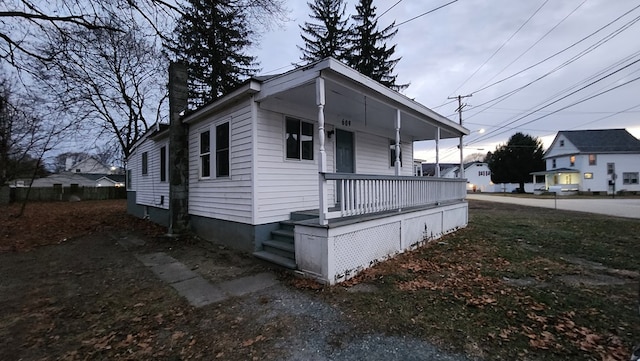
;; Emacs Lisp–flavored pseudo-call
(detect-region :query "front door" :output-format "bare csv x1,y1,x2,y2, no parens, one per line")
335,129,354,204
335,129,354,173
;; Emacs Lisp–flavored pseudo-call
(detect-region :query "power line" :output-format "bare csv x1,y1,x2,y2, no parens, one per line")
377,0,404,20
463,17,640,123
475,0,587,91
469,3,640,95
392,0,458,28
468,73,640,144
448,0,549,97
568,102,640,130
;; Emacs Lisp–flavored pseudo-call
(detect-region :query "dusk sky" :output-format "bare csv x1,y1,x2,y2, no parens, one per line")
252,0,640,162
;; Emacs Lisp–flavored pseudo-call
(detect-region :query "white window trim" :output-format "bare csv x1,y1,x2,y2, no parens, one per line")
199,129,211,179
214,119,231,179
284,115,315,162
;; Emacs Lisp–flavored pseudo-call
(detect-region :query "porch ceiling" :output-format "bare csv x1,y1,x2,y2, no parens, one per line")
256,59,467,142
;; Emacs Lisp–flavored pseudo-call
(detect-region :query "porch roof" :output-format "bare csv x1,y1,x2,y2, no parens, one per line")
255,58,469,141
530,168,580,176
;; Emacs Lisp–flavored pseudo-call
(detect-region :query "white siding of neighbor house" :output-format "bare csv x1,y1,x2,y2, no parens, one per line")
545,152,640,192
254,105,414,225
544,134,579,158
128,136,169,209
188,100,254,224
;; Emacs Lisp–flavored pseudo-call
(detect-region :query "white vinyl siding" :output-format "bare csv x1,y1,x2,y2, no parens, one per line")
128,137,169,209
188,101,253,224
355,132,412,176
255,109,331,224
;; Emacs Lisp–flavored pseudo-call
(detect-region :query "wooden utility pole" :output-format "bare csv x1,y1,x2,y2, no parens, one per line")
448,94,472,178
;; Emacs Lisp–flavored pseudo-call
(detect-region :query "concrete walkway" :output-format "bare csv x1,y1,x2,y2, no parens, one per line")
467,194,640,219
134,252,279,307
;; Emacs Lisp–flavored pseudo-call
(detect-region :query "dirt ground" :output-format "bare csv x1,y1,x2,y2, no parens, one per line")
2,199,638,360
0,200,471,361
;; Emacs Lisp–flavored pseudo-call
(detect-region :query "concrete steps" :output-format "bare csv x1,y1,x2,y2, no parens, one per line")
253,220,296,269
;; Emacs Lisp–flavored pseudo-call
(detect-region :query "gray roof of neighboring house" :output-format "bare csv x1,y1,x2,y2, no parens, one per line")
559,129,640,153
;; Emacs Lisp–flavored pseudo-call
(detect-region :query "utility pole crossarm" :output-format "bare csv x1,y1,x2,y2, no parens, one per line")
448,94,472,179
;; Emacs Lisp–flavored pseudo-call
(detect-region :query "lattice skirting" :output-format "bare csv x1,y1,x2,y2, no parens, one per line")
295,202,468,284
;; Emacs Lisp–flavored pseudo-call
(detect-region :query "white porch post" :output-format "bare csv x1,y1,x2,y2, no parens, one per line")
394,109,401,176
459,135,465,178
316,77,328,225
435,127,441,177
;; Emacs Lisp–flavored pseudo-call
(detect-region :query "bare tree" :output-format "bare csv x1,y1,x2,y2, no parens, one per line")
1,0,286,71
39,17,168,159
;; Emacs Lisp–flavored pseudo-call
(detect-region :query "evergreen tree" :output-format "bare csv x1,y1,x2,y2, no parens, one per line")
347,0,407,91
298,0,350,64
174,0,259,108
486,132,545,192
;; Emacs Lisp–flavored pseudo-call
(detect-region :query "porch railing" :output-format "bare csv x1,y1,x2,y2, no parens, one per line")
319,173,467,224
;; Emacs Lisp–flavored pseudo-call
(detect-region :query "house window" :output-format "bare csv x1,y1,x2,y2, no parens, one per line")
560,140,564,147
160,146,167,182
584,172,593,179
200,130,211,178
390,140,402,167
623,172,639,185
141,152,148,175
216,122,230,177
607,163,615,175
570,155,575,167
588,154,596,166
285,117,314,160
75,169,81,173
126,170,132,190
552,159,556,168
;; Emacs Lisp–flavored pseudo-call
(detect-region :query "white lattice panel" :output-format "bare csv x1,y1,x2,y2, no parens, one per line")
333,222,400,280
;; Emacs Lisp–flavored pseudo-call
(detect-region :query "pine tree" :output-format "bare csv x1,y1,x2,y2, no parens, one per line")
347,0,407,91
298,0,350,64
173,0,259,108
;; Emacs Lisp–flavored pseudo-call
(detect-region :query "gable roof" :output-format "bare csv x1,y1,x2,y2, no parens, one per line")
558,129,640,153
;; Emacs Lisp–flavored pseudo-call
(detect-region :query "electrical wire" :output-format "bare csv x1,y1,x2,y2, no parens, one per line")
392,0,458,28
475,0,587,91
468,73,640,144
377,0,404,20
448,0,549,97
469,3,640,95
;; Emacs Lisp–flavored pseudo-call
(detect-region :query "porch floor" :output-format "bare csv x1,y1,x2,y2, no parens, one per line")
292,199,467,229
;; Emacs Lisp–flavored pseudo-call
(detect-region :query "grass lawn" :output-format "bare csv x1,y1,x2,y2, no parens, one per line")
321,200,640,360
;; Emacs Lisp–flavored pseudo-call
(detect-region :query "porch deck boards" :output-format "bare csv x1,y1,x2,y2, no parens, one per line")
292,199,466,228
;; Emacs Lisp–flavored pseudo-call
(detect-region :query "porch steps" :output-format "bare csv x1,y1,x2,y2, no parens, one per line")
253,251,297,269
253,220,297,269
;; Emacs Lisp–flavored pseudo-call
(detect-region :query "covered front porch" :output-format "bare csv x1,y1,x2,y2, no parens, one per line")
254,58,470,283
531,168,581,195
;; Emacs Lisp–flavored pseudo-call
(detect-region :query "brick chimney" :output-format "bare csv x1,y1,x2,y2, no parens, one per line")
168,62,189,235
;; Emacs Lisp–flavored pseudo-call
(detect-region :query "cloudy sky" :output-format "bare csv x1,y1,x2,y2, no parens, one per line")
252,0,640,162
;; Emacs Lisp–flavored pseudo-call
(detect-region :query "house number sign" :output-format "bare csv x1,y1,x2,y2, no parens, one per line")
341,119,351,126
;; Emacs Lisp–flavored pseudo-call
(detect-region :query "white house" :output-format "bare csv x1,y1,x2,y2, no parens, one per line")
28,173,125,188
127,58,470,284
422,162,493,192
533,129,640,194
66,156,113,174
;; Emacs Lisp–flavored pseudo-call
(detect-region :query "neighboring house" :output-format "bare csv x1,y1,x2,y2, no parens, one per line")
464,162,492,192
28,173,125,188
422,162,493,192
127,58,470,284
66,156,113,174
532,129,640,194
